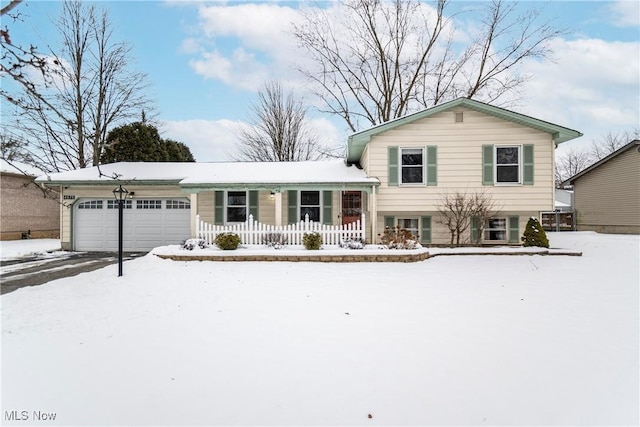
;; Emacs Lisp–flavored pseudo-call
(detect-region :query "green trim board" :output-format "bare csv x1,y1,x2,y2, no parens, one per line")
347,97,582,163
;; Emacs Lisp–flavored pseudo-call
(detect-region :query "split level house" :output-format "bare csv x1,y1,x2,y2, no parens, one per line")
36,98,582,252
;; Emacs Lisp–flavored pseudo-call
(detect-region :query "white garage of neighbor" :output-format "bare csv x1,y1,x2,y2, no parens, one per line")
73,197,191,252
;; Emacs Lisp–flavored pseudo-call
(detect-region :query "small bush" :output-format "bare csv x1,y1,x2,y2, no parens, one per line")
214,232,241,250
183,238,207,250
521,217,549,248
379,226,419,249
303,232,322,250
261,232,288,249
339,237,366,249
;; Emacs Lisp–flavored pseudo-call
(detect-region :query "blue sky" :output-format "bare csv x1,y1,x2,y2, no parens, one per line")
4,0,640,161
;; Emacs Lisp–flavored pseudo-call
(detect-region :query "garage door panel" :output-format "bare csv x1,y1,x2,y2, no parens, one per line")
74,198,190,252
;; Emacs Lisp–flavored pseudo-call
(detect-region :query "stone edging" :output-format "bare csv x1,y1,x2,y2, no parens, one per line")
154,250,581,263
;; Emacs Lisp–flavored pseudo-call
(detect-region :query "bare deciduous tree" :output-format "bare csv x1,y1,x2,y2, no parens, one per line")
437,189,500,246
590,129,639,161
4,0,153,172
293,0,564,132
555,148,591,187
234,81,338,162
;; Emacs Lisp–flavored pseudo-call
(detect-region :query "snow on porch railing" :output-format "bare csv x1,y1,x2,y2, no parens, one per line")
197,213,366,246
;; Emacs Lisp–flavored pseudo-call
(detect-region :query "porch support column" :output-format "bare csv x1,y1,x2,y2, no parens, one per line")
190,193,198,238
370,185,377,243
274,191,283,226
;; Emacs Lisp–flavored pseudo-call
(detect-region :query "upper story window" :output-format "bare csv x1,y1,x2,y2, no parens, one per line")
300,191,320,222
227,191,247,222
401,148,424,184
495,146,521,184
388,146,437,187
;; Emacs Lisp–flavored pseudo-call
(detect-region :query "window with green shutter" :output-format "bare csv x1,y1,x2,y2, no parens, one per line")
388,146,398,186
214,191,224,225
523,145,534,185
249,190,259,221
420,216,432,244
508,216,520,243
426,146,437,186
287,190,297,224
482,145,494,185
322,191,332,225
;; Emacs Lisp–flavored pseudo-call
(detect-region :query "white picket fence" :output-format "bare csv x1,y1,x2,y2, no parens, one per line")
197,214,366,245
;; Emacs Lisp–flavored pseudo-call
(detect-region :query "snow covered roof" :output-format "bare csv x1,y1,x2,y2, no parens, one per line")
1,159,46,177
36,160,380,188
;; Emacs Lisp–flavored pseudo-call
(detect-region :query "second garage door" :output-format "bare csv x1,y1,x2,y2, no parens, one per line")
74,198,191,252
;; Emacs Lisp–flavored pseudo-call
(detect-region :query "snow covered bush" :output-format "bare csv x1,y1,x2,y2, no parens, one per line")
303,232,322,250
339,238,365,249
182,238,208,250
521,217,549,248
261,232,288,249
379,225,419,249
214,233,241,250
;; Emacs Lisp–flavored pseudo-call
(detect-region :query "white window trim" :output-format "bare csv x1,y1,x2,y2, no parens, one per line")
299,190,322,223
397,217,420,240
399,146,426,186
494,145,522,186
484,217,507,242
225,190,248,224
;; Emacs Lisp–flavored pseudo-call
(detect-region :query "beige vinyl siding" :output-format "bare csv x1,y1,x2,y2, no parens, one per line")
259,191,275,224
197,192,214,223
574,148,640,233
60,185,186,249
366,108,555,214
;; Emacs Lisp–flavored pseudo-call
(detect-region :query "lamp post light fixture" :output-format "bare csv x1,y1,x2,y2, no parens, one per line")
112,185,129,277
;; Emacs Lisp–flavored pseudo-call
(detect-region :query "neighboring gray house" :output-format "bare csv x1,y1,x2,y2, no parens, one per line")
565,140,640,234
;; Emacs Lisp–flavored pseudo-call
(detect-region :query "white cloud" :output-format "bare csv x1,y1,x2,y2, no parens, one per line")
161,119,242,162
608,0,640,27
519,37,640,154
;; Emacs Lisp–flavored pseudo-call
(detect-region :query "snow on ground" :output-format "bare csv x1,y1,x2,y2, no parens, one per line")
1,232,638,426
0,239,62,261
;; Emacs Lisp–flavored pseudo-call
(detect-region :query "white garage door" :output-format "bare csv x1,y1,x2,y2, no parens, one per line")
74,198,191,251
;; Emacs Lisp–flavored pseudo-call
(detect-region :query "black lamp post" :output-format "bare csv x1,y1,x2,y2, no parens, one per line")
112,185,129,277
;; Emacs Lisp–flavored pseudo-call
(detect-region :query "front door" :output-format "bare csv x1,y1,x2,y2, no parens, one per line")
341,191,362,226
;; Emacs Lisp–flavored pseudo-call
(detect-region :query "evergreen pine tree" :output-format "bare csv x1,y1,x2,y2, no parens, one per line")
521,217,550,248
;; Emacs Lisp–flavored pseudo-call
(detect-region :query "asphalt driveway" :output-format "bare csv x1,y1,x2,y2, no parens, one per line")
0,251,146,295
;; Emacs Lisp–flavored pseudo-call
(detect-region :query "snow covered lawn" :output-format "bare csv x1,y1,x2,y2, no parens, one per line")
0,239,62,261
1,232,638,426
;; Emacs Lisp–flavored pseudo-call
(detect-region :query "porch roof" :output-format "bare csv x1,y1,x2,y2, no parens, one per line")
36,159,380,189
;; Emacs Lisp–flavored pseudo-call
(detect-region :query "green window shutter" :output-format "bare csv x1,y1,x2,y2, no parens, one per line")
384,216,395,229
249,190,259,221
523,144,534,185
482,145,494,185
287,190,298,224
471,216,480,244
508,216,520,244
420,216,432,244
322,191,332,225
426,146,437,186
388,146,398,186
214,191,224,225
